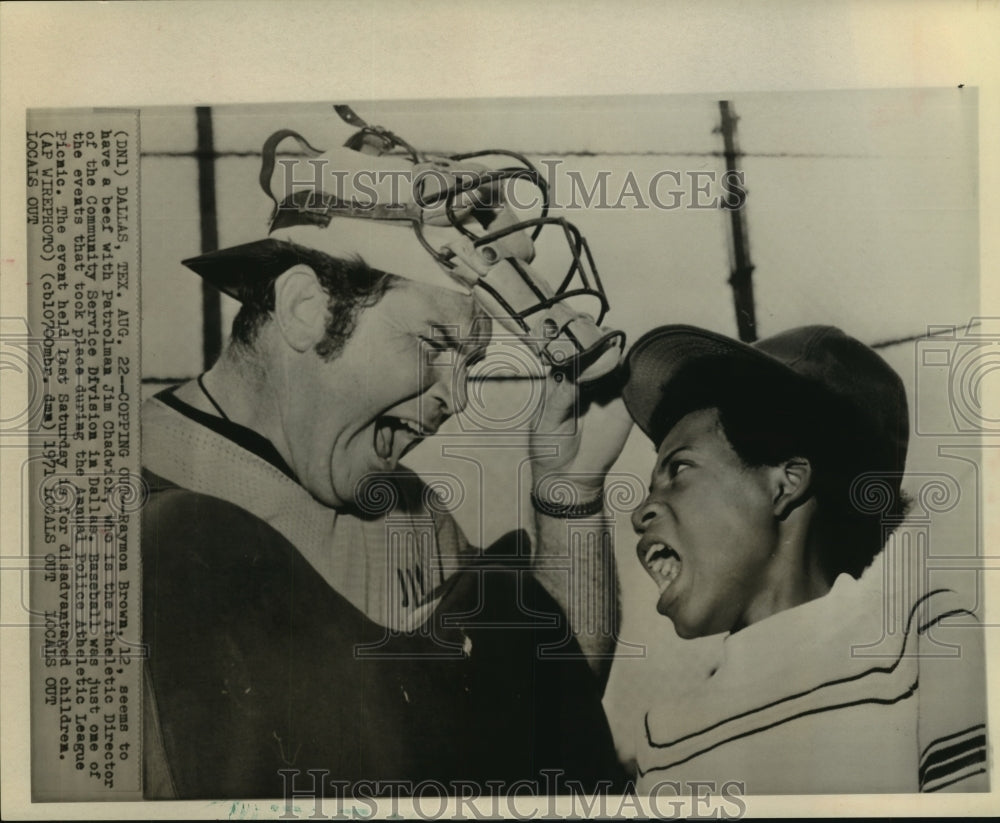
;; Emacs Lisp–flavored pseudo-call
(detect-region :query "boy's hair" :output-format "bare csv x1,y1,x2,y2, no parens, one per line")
657,356,910,581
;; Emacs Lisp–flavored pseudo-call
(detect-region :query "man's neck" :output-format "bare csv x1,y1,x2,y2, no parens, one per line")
174,344,288,459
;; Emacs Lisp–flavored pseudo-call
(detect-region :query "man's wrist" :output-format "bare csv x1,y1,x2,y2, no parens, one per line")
530,477,605,519
530,489,604,518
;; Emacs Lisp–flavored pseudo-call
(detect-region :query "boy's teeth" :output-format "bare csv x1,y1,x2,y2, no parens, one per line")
645,543,665,564
647,552,681,590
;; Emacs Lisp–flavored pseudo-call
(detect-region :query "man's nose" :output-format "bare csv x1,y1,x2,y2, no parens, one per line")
631,494,664,533
430,363,467,417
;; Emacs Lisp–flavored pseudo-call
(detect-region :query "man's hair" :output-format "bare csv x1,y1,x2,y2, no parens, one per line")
229,240,399,360
657,357,909,581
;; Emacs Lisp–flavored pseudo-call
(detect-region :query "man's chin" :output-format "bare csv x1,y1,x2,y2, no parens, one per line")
310,483,349,510
346,470,405,519
309,471,366,512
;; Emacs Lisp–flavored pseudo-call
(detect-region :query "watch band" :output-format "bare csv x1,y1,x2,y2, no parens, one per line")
530,488,605,519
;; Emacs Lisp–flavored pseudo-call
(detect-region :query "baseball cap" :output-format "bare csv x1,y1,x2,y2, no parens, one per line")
623,324,909,479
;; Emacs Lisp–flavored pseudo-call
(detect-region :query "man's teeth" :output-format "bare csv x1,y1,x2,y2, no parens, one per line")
374,418,432,463
398,418,428,437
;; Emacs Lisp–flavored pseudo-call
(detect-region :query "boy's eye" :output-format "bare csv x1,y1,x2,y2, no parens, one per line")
668,461,690,479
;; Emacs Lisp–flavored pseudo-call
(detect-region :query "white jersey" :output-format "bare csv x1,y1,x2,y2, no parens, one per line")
634,572,988,794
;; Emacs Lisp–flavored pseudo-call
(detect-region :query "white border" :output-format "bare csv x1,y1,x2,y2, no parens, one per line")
2,1,997,818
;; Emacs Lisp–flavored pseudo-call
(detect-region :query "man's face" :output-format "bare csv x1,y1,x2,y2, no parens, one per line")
630,407,781,638
284,279,490,510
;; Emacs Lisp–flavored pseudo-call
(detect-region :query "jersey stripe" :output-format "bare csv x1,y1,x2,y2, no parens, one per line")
643,590,942,754
920,722,986,760
639,682,917,776
924,768,987,793
918,607,977,635
919,731,986,784
920,748,987,791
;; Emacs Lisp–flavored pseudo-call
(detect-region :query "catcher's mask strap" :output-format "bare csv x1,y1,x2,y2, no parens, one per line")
259,129,324,212
270,222,473,294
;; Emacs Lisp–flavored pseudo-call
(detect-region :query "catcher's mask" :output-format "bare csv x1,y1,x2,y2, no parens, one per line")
183,105,624,382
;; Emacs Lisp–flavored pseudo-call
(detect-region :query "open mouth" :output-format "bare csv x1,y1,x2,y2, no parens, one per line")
374,415,436,465
640,541,682,594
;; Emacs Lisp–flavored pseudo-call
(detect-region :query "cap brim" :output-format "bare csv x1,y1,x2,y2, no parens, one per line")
182,225,472,303
622,325,804,446
182,239,291,301
268,222,470,294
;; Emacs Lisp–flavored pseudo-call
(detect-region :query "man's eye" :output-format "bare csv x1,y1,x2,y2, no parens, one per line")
463,350,486,370
420,336,447,351
420,337,452,361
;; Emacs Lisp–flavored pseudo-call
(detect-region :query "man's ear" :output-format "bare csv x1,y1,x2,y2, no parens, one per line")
772,457,813,520
273,265,327,352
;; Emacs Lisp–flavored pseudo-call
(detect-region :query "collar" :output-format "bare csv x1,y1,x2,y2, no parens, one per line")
155,385,297,480
141,389,449,632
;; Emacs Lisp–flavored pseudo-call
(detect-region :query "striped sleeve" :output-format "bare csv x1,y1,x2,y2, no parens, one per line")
916,593,989,792
919,724,987,792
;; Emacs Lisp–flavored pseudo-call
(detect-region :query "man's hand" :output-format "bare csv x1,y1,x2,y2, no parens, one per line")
527,362,634,686
529,367,634,501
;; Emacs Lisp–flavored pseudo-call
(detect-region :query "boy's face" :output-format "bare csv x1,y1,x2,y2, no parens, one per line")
630,407,783,638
